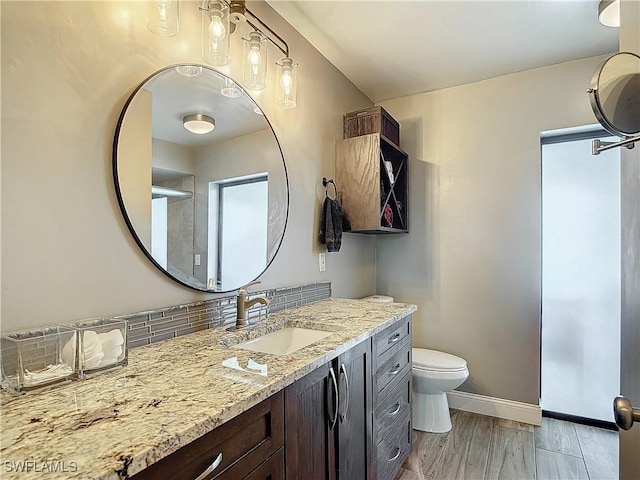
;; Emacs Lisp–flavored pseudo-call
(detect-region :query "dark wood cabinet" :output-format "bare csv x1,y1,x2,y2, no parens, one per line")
284,339,373,480
336,339,374,480
131,391,284,480
371,317,413,480
284,361,337,480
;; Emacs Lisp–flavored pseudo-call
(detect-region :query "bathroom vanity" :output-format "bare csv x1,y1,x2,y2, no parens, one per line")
0,299,415,480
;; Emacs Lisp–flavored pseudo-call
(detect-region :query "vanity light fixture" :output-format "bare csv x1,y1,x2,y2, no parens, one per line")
183,114,215,134
198,0,298,107
146,0,299,108
146,0,179,36
598,0,620,27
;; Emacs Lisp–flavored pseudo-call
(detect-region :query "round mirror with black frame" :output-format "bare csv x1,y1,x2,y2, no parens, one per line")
113,65,289,293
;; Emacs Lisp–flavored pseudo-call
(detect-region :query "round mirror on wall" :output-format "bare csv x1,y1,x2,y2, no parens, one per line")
589,51,640,136
113,65,289,292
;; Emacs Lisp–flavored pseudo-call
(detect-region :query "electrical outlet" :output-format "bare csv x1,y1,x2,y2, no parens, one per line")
319,253,326,272
195,254,201,266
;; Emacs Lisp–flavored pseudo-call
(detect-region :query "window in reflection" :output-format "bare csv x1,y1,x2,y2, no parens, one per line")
208,174,268,291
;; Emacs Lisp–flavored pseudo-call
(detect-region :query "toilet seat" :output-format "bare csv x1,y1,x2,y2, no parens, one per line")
412,348,467,372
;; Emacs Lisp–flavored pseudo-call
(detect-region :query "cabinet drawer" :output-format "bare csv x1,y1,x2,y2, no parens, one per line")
132,391,284,480
373,317,412,370
374,341,411,399
374,371,411,444
244,447,284,480
375,416,411,480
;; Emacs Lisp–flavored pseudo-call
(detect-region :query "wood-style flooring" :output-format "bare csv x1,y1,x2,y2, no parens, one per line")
396,412,618,480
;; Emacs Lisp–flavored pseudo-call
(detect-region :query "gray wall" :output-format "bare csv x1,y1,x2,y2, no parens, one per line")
377,55,612,404
0,0,375,331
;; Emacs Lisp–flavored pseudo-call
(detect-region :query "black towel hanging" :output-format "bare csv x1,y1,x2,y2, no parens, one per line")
319,178,351,251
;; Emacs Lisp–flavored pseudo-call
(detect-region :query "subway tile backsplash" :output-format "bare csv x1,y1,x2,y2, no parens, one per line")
116,281,331,350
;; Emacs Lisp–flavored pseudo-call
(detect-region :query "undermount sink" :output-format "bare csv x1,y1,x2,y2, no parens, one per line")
234,327,334,355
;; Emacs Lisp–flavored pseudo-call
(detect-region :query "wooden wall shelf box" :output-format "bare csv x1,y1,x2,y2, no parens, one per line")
335,133,409,234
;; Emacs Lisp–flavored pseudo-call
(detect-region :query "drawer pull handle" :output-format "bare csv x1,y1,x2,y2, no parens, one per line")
389,363,401,376
195,452,222,480
389,447,402,462
339,363,350,423
328,366,339,430
389,402,401,416
388,333,401,344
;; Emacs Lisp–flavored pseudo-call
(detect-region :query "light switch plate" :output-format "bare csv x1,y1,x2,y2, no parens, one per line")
319,253,326,272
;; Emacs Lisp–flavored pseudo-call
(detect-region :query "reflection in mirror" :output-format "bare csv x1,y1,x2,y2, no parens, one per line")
590,52,640,136
114,65,288,292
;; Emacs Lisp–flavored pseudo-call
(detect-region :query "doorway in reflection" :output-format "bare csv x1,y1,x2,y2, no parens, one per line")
541,129,620,423
151,197,168,269
208,174,268,291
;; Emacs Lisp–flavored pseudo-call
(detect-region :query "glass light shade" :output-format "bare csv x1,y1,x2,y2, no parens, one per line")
277,57,298,109
221,77,243,98
202,0,230,66
175,65,203,77
183,114,215,134
598,0,620,27
147,0,179,37
243,31,267,91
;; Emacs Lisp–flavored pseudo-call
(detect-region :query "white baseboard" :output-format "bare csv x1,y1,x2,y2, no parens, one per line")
447,390,542,426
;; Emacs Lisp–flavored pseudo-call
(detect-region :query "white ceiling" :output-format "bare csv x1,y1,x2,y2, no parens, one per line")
267,0,619,102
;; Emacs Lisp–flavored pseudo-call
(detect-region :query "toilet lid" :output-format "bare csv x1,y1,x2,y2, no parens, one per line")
412,348,467,371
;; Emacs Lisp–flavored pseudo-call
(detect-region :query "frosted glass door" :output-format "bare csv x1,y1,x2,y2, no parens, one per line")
541,135,620,422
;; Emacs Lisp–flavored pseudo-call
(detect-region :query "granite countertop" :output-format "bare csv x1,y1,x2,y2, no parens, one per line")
0,298,416,479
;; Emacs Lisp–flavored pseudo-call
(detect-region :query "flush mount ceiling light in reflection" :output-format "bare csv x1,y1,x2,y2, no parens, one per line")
598,0,620,27
183,114,215,134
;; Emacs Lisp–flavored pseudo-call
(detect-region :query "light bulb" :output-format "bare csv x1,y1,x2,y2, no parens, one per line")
277,57,297,108
248,45,262,78
243,32,267,91
208,13,226,42
280,68,292,96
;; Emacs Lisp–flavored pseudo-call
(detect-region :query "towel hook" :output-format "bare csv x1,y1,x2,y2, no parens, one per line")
322,177,338,199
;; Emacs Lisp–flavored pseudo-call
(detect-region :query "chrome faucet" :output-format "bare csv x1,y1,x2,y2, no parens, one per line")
236,281,269,328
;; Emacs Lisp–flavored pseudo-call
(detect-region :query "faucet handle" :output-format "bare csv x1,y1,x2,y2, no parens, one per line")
239,280,261,295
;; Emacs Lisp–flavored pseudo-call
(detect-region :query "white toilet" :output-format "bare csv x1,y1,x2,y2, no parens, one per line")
412,348,469,433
